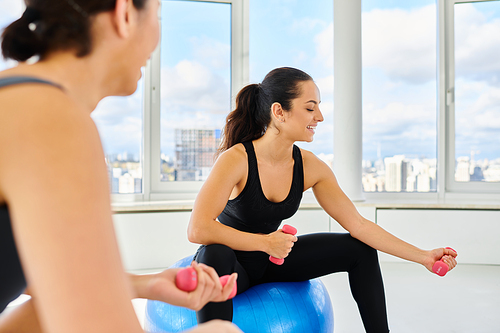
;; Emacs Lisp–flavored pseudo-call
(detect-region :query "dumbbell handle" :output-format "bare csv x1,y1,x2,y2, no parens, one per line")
432,247,457,277
269,224,297,265
175,267,237,299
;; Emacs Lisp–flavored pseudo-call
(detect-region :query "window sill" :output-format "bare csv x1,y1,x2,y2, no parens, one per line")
112,193,500,214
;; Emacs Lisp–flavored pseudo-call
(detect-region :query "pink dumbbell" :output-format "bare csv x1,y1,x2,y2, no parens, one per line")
432,247,457,277
269,224,297,265
175,267,237,299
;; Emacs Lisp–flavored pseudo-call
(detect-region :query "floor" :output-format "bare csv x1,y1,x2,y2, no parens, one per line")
320,262,500,333
133,262,500,332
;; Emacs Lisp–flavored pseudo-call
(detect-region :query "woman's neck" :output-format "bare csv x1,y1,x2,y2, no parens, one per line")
253,132,295,165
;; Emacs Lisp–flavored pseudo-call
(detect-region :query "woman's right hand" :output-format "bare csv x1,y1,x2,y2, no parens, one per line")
264,228,298,259
188,320,243,333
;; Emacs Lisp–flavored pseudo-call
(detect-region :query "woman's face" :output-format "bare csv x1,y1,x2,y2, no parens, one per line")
123,0,160,94
282,80,324,142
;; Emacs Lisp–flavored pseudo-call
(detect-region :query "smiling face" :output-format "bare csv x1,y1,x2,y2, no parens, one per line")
279,80,324,142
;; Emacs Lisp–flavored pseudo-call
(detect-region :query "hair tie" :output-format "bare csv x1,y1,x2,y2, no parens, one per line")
255,83,262,95
22,7,41,31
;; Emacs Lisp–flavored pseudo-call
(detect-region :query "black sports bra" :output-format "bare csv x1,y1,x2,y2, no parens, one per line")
218,141,304,234
0,76,62,313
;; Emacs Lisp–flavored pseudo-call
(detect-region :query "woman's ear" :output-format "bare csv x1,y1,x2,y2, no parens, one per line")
271,102,285,123
113,0,133,38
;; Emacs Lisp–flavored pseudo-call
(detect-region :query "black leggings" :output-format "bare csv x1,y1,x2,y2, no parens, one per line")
194,233,389,333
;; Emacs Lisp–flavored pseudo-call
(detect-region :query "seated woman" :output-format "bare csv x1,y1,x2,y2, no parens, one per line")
0,1,239,332
187,67,457,333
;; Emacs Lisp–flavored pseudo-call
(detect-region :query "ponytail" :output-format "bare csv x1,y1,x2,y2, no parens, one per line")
1,8,44,62
217,67,313,157
217,83,270,156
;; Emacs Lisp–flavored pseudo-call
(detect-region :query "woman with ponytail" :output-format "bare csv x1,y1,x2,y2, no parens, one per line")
188,67,457,332
0,1,239,332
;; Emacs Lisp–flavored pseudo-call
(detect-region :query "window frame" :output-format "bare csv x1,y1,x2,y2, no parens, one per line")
147,0,249,200
440,0,500,195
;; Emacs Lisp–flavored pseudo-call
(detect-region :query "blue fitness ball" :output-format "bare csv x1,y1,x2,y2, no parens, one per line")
144,256,334,333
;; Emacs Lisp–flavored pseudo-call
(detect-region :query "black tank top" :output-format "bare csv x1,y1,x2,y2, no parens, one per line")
0,76,62,313
218,141,304,234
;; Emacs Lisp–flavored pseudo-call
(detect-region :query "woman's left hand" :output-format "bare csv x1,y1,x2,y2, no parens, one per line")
423,247,458,274
129,262,237,310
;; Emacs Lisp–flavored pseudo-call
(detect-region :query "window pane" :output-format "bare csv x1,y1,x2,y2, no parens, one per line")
362,0,437,192
454,1,500,183
92,78,144,194
160,0,231,182
250,0,334,163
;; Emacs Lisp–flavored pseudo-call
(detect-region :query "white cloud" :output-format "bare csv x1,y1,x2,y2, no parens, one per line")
190,36,230,70
454,3,500,84
92,93,143,155
362,5,436,84
161,60,230,115
315,75,334,99
455,79,500,134
291,17,328,34
363,101,435,141
313,22,333,69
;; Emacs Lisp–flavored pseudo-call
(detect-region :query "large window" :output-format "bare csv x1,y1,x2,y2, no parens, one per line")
362,0,437,193
452,0,500,184
149,0,246,197
159,0,231,183
443,0,500,194
250,0,334,162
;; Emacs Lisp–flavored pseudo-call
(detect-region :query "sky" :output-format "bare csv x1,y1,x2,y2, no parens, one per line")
1,0,499,162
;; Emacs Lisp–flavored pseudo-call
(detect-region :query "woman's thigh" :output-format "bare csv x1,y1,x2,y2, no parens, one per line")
260,232,379,283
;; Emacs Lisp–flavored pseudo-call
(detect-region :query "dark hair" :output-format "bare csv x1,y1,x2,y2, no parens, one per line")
1,0,148,62
217,67,313,155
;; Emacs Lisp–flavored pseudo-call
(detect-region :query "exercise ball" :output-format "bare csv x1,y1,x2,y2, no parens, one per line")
144,256,334,333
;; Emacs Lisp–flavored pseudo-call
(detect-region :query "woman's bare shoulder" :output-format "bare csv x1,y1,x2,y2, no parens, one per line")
298,147,327,167
298,147,335,189
216,143,247,165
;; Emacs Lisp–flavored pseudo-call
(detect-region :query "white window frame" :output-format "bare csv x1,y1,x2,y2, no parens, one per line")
439,0,500,196
146,0,249,201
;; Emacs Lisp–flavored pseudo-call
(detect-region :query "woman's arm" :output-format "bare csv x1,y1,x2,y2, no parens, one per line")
187,146,296,259
304,151,457,272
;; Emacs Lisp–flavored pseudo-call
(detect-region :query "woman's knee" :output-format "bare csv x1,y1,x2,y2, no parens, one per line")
346,235,379,262
195,244,236,274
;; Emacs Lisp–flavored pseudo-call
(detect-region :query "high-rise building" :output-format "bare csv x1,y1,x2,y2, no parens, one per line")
175,129,221,181
455,156,470,182
384,155,405,192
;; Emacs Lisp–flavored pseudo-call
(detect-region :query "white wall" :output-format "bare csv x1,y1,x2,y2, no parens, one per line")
376,209,500,265
113,207,500,271
113,212,199,271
